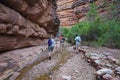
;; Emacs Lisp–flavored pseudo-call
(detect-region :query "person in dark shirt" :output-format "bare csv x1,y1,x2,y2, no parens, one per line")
59,34,65,52
48,35,55,60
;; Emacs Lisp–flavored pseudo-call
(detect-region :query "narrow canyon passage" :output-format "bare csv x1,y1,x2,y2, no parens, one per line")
0,0,120,80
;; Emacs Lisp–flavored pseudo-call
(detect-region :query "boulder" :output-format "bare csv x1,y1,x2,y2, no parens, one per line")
102,74,112,80
96,68,113,76
61,75,72,80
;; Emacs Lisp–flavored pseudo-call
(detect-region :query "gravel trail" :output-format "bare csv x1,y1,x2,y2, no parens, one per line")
52,47,96,80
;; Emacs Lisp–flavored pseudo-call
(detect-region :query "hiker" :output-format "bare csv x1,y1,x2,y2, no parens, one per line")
48,35,55,60
75,34,81,54
55,37,59,51
59,34,65,52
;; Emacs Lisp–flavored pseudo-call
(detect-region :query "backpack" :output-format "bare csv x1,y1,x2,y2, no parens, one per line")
62,37,65,41
62,37,65,43
77,39,80,42
48,38,52,46
75,36,81,42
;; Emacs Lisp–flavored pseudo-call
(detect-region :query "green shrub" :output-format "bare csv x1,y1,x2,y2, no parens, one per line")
98,19,120,48
60,2,120,48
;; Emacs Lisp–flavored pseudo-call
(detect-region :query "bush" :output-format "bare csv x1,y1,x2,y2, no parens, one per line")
60,2,120,48
60,18,120,48
98,19,120,48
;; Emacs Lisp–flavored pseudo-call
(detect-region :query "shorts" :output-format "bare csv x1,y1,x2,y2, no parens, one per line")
76,43,80,49
48,46,54,52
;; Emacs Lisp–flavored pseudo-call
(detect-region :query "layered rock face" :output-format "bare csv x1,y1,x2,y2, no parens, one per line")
57,0,100,27
57,0,78,28
72,0,112,21
57,0,120,27
0,0,60,51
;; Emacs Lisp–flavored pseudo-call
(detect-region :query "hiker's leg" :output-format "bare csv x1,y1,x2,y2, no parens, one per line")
48,51,51,56
56,41,58,51
48,51,50,58
63,43,65,49
60,43,62,52
61,43,63,51
61,43,64,52
48,46,52,60
75,44,78,54
76,44,80,54
48,52,51,60
49,46,54,60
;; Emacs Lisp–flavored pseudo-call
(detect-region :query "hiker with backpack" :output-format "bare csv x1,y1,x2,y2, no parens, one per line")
48,35,55,60
75,34,81,54
59,34,65,52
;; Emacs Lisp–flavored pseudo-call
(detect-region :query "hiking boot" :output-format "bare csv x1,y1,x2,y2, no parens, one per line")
76,52,79,54
49,56,51,60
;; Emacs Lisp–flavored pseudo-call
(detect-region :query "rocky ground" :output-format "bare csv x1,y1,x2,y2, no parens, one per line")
52,47,96,80
0,42,120,80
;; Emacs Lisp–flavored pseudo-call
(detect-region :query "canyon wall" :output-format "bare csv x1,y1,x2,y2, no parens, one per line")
57,0,120,27
57,0,78,28
0,0,60,51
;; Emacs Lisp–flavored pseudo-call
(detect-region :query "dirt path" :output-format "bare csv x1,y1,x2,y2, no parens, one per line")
1,42,120,80
16,46,96,80
52,47,96,80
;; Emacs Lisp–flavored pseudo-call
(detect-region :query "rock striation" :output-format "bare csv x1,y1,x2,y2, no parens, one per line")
57,0,120,27
0,0,60,51
57,0,78,28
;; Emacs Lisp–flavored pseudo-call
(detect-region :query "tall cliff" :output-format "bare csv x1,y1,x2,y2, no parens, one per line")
57,0,120,27
57,0,78,28
0,0,60,51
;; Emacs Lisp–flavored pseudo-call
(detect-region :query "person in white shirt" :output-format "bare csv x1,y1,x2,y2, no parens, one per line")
75,34,81,54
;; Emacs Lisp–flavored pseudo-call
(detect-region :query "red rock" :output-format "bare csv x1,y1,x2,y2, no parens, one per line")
102,74,112,80
57,0,119,27
112,78,119,80
57,0,78,28
0,0,59,51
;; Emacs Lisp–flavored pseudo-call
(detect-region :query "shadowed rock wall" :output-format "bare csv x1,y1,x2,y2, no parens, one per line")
0,0,60,51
